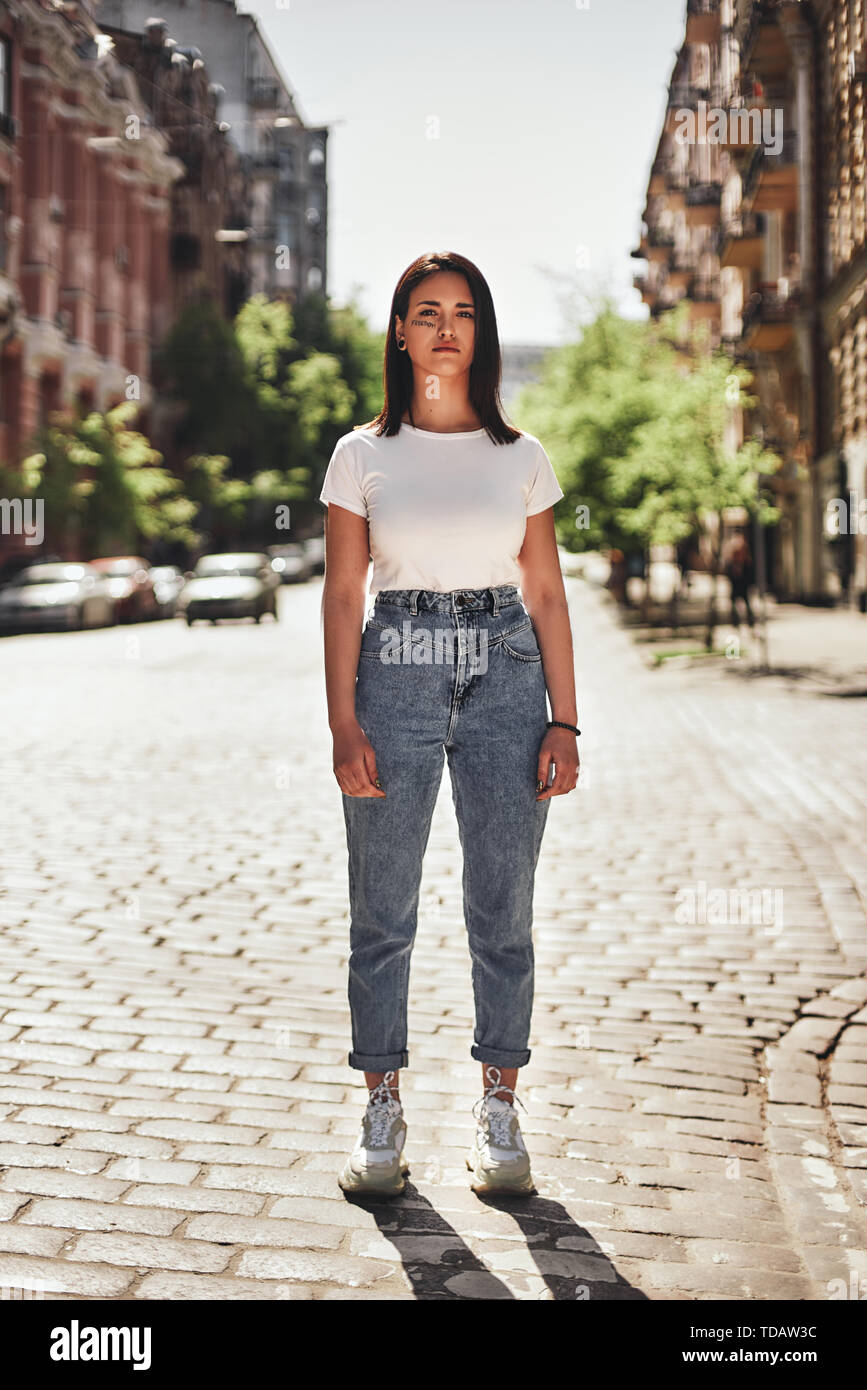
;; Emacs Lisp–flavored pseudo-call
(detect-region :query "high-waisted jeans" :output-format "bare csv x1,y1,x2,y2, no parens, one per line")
340,584,551,1072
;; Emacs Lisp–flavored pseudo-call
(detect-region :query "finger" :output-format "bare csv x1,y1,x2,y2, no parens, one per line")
536,751,552,797
539,758,578,799
363,747,386,797
336,765,381,798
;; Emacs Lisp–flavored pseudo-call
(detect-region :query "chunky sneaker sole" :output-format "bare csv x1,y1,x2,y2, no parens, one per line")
338,1150,410,1197
466,1146,536,1196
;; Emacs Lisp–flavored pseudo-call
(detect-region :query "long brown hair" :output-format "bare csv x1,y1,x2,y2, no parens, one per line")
359,251,520,445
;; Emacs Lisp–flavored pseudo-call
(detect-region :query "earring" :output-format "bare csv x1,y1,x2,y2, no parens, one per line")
397,336,406,349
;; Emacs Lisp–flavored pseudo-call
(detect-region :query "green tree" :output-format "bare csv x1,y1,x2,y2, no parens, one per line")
154,294,260,460
18,403,199,556
514,297,781,646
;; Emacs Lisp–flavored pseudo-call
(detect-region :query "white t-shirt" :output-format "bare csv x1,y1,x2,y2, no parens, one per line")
318,422,564,594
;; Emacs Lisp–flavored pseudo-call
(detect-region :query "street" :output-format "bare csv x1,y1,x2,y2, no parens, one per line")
0,578,866,1300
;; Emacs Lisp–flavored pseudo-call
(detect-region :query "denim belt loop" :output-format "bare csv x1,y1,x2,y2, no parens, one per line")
490,587,501,616
409,589,420,615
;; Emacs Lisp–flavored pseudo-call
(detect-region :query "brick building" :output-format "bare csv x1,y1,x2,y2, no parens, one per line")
97,0,329,306
0,0,184,471
0,0,250,479
633,0,867,609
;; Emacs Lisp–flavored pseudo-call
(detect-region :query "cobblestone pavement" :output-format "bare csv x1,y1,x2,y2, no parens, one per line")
0,578,866,1301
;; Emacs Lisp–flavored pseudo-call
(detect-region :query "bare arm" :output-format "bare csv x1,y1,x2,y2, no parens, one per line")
321,504,386,797
516,508,580,800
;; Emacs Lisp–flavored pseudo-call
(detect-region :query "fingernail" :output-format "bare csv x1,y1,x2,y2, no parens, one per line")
536,779,545,792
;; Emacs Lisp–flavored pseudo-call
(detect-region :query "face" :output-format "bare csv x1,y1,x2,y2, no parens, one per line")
395,270,476,377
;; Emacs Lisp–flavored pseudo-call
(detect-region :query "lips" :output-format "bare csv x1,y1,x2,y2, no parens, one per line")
433,346,459,352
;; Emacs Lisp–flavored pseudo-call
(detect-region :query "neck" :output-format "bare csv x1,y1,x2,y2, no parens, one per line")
403,374,481,432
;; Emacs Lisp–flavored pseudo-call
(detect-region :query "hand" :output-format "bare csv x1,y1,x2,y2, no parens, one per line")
535,726,579,801
333,719,386,798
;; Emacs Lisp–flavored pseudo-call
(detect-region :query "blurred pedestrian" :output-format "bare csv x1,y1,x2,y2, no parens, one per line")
723,531,755,629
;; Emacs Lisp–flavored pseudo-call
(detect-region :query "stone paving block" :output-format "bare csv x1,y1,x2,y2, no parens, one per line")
121,1184,265,1216
66,1232,232,1273
185,1213,345,1250
0,1143,111,1174
236,1246,409,1288
0,1170,131,1201
0,1252,135,1297
18,1197,183,1236
133,1271,313,1299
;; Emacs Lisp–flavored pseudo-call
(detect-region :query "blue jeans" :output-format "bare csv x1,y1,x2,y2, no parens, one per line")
340,584,551,1072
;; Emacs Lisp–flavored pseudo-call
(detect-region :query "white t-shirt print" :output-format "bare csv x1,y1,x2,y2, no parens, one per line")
318,423,565,595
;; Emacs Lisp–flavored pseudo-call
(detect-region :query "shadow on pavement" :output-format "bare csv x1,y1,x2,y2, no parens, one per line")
342,1184,648,1301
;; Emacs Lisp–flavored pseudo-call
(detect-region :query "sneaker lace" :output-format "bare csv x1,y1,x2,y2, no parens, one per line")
472,1065,527,1146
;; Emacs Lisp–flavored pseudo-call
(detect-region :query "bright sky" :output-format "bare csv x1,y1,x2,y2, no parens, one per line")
243,0,688,344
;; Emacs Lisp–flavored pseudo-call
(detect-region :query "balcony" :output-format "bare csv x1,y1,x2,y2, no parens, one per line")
720,99,771,156
665,166,690,211
740,280,799,351
664,81,710,134
686,0,721,46
684,180,722,227
646,226,675,261
249,151,282,181
247,77,282,108
738,1,790,83
688,275,722,319
715,210,765,269
741,130,797,213
667,249,696,291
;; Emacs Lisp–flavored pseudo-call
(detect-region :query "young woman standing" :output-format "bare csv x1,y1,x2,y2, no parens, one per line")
319,251,580,1198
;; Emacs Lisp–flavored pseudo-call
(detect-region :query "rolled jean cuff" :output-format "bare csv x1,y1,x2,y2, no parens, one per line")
348,1048,409,1071
471,1044,531,1068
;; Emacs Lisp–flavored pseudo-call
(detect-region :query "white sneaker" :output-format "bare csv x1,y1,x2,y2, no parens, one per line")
467,1067,536,1195
338,1071,409,1197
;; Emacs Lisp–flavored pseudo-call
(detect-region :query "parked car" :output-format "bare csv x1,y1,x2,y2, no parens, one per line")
302,535,325,575
178,552,280,625
149,565,186,618
267,542,313,584
0,561,116,632
89,556,158,622
0,552,63,591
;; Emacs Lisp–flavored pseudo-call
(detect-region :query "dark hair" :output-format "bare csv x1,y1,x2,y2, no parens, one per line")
358,251,520,445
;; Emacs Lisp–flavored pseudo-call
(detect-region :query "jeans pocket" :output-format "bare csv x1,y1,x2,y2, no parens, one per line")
500,621,542,662
359,618,412,662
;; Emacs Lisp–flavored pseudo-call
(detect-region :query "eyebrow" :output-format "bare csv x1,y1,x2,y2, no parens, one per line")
416,299,475,309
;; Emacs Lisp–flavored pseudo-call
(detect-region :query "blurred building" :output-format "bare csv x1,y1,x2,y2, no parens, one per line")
99,17,251,322
0,0,185,470
632,0,867,608
97,0,329,304
500,343,552,413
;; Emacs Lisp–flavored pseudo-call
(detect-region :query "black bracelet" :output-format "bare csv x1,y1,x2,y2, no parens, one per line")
547,720,581,736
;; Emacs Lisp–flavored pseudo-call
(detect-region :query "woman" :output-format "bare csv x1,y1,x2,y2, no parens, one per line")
319,251,580,1198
